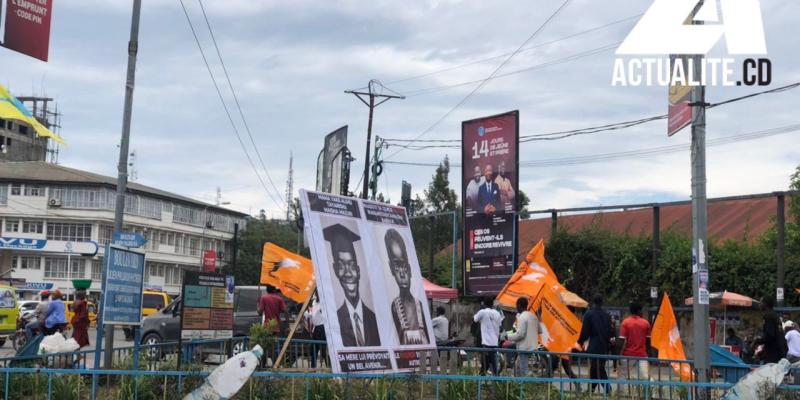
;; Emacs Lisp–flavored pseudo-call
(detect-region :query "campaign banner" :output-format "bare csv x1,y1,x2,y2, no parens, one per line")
316,126,348,195
180,271,234,340
3,0,53,61
462,111,519,296
300,190,436,374
202,250,217,273
101,245,145,325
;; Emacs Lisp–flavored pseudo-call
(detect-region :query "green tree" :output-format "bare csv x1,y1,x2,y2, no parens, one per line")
518,190,531,219
234,219,303,286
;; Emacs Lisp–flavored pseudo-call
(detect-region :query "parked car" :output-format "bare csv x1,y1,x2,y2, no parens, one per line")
140,286,307,357
124,289,172,340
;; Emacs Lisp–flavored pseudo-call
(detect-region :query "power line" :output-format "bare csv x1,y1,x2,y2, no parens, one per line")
404,43,619,97
177,0,285,210
196,0,286,208
382,122,800,168
382,81,800,147
386,14,642,85
383,0,573,161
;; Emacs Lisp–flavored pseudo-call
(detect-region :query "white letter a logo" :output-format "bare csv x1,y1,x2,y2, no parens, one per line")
617,0,767,55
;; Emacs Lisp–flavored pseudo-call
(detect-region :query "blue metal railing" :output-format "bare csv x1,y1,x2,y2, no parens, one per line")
1,337,798,399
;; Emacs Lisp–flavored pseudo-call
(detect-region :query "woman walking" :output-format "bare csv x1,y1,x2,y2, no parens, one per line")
71,290,90,348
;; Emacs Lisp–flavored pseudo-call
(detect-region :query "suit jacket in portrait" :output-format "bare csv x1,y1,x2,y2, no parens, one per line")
337,302,381,347
477,181,500,213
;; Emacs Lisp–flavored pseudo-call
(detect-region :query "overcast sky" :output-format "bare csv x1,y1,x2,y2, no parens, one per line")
2,0,798,218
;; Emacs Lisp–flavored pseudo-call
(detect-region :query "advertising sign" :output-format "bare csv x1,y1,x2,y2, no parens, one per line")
2,0,53,61
299,190,435,374
462,110,519,295
113,231,147,248
202,250,217,273
101,245,145,325
0,237,98,255
316,126,348,194
180,271,234,340
668,55,692,136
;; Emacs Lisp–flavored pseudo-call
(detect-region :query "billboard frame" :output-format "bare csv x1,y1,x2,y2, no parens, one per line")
461,110,519,297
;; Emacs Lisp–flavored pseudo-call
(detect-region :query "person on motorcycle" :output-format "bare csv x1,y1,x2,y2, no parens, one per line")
44,290,67,334
25,290,51,339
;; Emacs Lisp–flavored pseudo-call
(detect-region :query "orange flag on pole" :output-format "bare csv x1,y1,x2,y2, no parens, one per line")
539,285,582,354
260,243,315,303
496,239,564,311
651,293,693,381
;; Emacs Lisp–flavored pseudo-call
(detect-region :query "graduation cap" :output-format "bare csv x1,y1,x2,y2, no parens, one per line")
322,223,361,259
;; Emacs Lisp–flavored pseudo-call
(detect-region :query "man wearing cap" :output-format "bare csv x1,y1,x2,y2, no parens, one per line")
26,290,50,339
323,223,380,347
385,228,429,345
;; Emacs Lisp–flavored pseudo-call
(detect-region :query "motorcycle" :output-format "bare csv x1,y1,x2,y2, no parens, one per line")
11,313,34,351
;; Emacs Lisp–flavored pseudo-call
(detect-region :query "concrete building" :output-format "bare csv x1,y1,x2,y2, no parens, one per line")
0,161,248,299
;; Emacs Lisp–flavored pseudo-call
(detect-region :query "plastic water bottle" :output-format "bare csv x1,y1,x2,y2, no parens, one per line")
184,345,264,400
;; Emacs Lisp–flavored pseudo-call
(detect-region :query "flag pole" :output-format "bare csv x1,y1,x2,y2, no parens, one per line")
273,284,317,369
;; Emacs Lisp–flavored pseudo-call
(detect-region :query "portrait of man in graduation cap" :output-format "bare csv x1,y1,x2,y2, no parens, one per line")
323,222,381,347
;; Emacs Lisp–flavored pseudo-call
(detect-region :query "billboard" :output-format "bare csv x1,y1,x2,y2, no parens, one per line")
668,55,692,136
100,245,145,325
316,126,348,195
202,250,217,272
462,110,519,296
2,0,53,61
299,190,435,374
180,271,234,340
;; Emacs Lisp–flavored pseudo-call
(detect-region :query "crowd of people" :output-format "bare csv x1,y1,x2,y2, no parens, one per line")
23,289,91,348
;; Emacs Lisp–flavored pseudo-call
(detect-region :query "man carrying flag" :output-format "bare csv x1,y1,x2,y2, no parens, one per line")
652,293,693,382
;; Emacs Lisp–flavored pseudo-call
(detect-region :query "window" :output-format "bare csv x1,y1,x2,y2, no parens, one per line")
159,232,167,245
165,266,181,285
22,220,43,234
0,185,7,206
10,256,18,269
235,288,263,313
10,184,21,196
46,222,92,242
50,187,112,209
44,258,69,279
5,138,10,148
143,293,166,310
23,185,44,197
18,125,28,135
91,259,102,281
5,219,19,232
70,259,85,279
99,225,113,246
20,257,41,270
167,233,174,246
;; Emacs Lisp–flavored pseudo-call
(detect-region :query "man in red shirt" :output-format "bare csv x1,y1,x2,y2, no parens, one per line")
619,302,651,390
258,286,286,335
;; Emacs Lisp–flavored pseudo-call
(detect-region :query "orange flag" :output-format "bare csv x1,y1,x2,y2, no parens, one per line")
260,243,315,303
539,286,582,354
496,239,564,311
651,293,693,381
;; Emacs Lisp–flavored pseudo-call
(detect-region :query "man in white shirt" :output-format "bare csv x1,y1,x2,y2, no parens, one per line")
473,297,503,375
785,320,800,385
465,165,484,212
305,300,327,368
431,306,449,345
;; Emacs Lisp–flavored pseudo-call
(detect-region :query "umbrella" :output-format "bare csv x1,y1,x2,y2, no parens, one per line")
685,291,759,344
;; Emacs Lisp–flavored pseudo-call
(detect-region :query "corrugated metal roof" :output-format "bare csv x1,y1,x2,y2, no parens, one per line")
0,161,248,216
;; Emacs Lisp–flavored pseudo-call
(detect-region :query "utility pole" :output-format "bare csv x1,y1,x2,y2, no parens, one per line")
690,50,711,396
345,80,404,199
776,192,785,306
104,0,143,370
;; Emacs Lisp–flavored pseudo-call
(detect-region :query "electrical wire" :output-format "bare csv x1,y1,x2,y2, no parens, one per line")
404,43,619,97
382,122,800,168
196,0,286,208
386,14,642,85
177,0,285,210
383,0,573,161
382,81,800,147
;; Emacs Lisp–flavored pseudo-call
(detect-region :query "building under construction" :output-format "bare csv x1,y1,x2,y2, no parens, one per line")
0,96,61,163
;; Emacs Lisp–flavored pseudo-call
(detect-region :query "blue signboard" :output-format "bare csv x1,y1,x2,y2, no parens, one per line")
24,282,54,290
112,232,147,248
101,245,146,325
0,237,98,255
